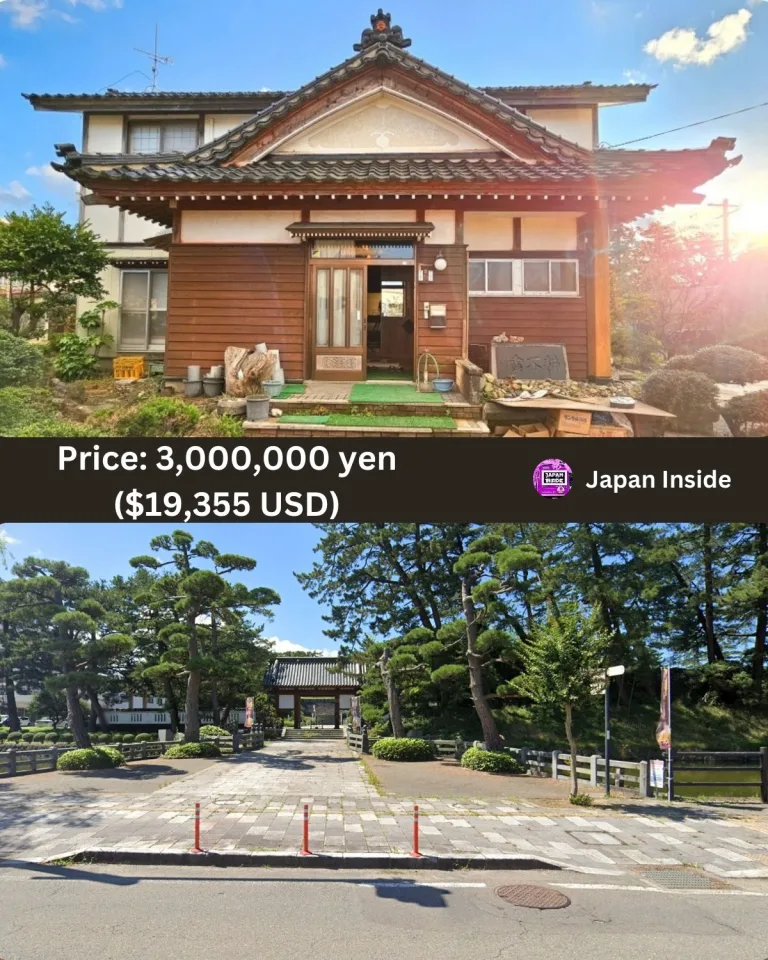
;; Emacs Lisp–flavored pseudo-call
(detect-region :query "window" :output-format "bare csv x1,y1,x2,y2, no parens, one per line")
469,258,579,296
310,240,415,260
128,120,199,154
119,269,168,351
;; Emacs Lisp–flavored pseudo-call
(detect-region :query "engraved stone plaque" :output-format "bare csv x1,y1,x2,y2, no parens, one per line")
491,343,569,381
316,355,363,371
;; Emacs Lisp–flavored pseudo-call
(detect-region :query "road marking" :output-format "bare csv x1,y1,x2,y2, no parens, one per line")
550,883,768,897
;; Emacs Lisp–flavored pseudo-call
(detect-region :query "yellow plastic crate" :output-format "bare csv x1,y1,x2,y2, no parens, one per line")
113,356,146,380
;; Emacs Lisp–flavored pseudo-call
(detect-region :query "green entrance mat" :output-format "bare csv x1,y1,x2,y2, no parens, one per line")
365,369,413,381
280,414,457,430
350,384,444,404
276,384,306,399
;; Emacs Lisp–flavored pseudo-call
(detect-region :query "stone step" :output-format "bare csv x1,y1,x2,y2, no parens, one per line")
245,419,490,438
270,397,484,421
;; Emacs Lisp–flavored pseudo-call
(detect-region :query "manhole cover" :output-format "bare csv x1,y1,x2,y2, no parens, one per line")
637,868,729,890
496,885,571,909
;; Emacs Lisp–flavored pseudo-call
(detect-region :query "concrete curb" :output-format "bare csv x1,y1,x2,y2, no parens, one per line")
35,848,624,875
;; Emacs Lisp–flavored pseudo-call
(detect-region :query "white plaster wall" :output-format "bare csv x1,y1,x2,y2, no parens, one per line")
465,212,515,250
84,203,121,242
123,211,165,244
339,695,352,709
427,210,455,245
308,209,417,223
521,215,579,250
278,695,295,709
181,210,302,243
204,114,254,142
527,108,594,149
86,115,124,153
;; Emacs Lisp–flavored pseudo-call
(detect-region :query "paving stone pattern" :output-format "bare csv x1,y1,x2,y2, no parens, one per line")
2,741,768,878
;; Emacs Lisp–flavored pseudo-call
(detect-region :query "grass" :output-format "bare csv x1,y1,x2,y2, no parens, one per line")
366,369,413,381
349,383,445,404
359,756,384,794
279,414,457,429
276,384,306,399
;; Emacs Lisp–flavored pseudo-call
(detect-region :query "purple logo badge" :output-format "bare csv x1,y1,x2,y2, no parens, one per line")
533,458,572,498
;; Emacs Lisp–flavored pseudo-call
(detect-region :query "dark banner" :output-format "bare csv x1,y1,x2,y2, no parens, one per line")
0,438,764,522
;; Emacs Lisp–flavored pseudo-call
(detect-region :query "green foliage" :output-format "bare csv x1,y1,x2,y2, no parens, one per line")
0,331,46,387
54,333,100,381
120,733,135,744
6,732,21,742
113,398,201,438
460,747,524,774
15,418,102,437
664,354,695,371
56,747,123,770
109,733,124,743
371,737,436,762
569,792,594,806
44,732,59,742
59,733,74,743
20,733,34,742
134,733,154,743
681,345,768,385
164,741,222,759
722,390,768,437
31,732,47,742
0,387,58,436
194,413,245,438
641,368,719,422
199,725,230,738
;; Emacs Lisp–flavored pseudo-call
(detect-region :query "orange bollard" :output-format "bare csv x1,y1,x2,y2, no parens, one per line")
300,803,312,856
411,804,421,858
191,802,204,854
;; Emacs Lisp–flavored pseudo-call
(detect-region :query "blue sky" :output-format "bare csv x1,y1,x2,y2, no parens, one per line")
0,523,338,654
0,0,766,235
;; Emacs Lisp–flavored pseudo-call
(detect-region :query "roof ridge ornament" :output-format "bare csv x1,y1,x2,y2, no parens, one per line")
353,9,412,51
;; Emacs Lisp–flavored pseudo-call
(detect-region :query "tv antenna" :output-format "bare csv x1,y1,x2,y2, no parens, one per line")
135,26,173,92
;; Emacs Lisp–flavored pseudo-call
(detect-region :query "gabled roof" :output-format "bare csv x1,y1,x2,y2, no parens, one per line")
186,42,591,167
263,657,366,689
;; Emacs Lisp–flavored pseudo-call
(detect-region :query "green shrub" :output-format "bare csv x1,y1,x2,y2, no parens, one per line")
664,354,695,371
194,413,245,438
164,741,222,759
59,733,74,743
684,345,768,385
722,390,768,437
569,792,594,806
0,330,46,387
20,733,34,742
6,732,21,742
641,369,718,423
53,333,99,382
121,733,135,744
16,419,103,438
199,725,230,739
109,733,124,743
0,386,59,436
113,397,201,438
31,732,47,742
56,747,123,771
371,737,436,762
460,747,524,774
135,733,154,743
44,732,59,742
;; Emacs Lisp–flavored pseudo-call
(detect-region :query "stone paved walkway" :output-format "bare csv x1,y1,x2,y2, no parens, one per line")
2,741,768,878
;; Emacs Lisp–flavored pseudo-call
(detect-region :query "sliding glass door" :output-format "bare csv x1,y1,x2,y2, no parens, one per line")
312,264,366,380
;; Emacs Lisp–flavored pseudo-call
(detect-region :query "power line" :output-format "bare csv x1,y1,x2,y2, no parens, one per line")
606,99,768,148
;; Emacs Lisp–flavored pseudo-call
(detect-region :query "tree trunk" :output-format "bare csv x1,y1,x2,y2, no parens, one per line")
564,702,579,797
164,679,180,736
4,675,21,732
9,302,24,336
209,614,220,726
702,525,725,663
461,577,503,751
378,647,405,738
753,523,768,697
66,684,91,748
220,703,231,727
87,688,110,731
184,619,201,742
87,697,98,733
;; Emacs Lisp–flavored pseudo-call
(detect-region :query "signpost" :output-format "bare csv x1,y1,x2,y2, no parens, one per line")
604,665,625,796
244,696,254,729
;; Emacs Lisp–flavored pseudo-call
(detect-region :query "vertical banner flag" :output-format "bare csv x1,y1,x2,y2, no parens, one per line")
350,696,361,732
655,667,672,750
245,696,254,729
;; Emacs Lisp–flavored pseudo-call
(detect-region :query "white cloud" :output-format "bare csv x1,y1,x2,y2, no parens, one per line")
645,9,753,66
0,54,7,68
267,637,338,658
0,180,32,207
0,0,121,29
623,68,648,82
25,163,75,196
0,532,20,547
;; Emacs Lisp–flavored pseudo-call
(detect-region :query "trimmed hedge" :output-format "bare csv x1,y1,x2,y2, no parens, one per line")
44,732,59,742
121,734,136,744
641,368,719,424
685,345,768,385
135,733,154,743
199,725,230,738
460,747,524,774
56,747,125,771
371,737,436,762
164,741,222,759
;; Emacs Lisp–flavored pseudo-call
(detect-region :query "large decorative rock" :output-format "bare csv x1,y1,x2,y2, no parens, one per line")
224,347,249,397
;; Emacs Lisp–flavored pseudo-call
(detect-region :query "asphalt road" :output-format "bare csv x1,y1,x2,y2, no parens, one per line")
1,864,768,960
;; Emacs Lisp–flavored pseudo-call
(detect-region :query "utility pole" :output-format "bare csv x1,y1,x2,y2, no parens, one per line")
707,198,740,262
135,25,173,92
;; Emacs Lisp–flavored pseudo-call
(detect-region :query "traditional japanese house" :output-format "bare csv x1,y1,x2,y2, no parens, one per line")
27,10,740,388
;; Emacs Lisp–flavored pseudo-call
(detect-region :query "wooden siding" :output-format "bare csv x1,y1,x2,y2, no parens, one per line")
415,244,467,375
166,244,306,379
468,290,588,380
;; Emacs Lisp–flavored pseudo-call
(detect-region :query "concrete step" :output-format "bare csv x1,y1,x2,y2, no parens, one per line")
245,419,490,438
270,397,484,421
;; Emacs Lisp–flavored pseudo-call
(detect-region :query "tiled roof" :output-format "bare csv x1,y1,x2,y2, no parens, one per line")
59,148,737,187
186,44,589,166
263,658,366,689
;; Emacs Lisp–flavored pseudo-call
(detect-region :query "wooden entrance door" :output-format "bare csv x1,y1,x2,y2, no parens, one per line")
311,263,367,381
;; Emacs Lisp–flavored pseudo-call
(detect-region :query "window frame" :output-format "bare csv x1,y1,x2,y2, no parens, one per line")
127,119,200,155
469,257,580,297
118,268,168,353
